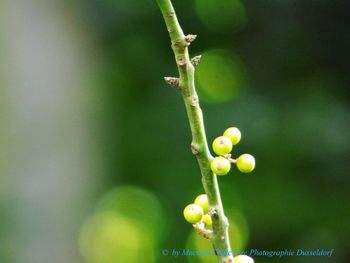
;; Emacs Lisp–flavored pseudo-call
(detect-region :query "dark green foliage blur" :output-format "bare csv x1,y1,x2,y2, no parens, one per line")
78,0,350,262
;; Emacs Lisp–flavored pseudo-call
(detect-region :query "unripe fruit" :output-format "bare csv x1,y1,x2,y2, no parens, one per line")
210,157,231,176
194,194,209,214
223,127,241,145
202,214,212,226
183,204,204,224
234,255,254,263
212,136,232,156
236,154,255,173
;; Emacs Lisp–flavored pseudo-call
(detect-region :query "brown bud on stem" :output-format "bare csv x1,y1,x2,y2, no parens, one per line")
164,77,179,87
185,34,197,43
191,55,202,66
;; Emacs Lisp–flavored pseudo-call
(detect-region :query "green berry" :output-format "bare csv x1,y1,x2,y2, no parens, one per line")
234,255,254,263
202,214,212,226
194,194,209,214
183,204,203,224
223,127,241,145
212,136,232,156
210,157,231,176
236,154,255,173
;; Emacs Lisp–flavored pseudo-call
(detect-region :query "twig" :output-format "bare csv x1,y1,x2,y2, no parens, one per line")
156,1,234,262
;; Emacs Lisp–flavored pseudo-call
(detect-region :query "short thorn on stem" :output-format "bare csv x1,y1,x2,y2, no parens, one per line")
185,34,197,43
164,77,179,87
191,55,202,66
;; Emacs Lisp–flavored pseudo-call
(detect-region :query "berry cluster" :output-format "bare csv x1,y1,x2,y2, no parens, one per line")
183,194,212,225
210,127,255,176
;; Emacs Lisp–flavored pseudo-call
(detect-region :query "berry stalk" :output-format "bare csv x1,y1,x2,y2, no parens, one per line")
156,0,234,262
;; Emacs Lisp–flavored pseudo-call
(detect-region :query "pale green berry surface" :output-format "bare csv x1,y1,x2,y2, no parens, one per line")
234,255,254,263
223,127,241,145
236,154,255,173
212,136,232,156
194,194,209,214
202,214,212,226
183,204,203,224
210,156,231,176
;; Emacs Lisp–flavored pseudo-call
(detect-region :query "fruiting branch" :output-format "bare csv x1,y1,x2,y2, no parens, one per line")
156,0,234,262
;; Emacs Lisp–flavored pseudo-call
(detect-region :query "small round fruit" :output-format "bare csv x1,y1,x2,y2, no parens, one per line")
212,136,232,156
223,127,241,145
183,204,203,224
202,214,212,226
210,157,231,176
236,154,255,173
194,194,209,213
234,255,254,263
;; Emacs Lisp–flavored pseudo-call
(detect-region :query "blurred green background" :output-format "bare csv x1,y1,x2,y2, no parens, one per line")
1,0,349,263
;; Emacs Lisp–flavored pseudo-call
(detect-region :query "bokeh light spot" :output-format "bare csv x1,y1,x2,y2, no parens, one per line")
194,0,247,33
79,212,145,263
196,49,246,103
96,185,166,241
79,185,166,263
226,210,249,252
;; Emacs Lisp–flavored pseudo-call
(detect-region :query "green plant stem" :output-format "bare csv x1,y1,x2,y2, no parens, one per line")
156,1,234,262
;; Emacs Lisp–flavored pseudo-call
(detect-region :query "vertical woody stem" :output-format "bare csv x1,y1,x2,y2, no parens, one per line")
156,0,234,262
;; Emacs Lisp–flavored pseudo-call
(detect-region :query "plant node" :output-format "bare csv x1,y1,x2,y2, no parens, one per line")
191,55,202,66
164,77,179,87
185,34,197,43
191,143,200,155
